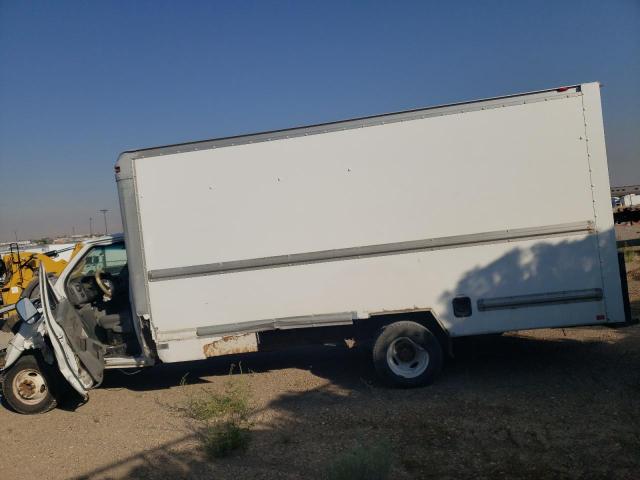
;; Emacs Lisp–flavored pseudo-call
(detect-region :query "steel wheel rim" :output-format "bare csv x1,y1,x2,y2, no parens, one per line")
386,337,429,378
12,368,48,405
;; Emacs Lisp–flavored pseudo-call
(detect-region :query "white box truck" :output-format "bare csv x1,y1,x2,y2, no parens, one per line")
2,82,634,414
621,194,640,208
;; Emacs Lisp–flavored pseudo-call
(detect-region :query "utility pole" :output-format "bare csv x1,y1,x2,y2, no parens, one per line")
89,217,93,237
99,209,109,235
13,230,18,242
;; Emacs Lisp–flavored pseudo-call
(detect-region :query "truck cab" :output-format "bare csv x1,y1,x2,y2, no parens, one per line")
51,235,146,362
1,235,152,414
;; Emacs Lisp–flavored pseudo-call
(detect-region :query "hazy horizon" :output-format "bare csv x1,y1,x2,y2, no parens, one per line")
1,1,638,243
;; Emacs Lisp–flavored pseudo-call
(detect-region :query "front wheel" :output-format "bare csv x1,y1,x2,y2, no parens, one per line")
372,321,443,387
2,354,58,414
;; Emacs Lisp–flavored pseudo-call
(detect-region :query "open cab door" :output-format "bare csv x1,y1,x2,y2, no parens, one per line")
38,264,105,397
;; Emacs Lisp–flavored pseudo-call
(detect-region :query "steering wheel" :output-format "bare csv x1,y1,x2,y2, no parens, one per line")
94,268,113,298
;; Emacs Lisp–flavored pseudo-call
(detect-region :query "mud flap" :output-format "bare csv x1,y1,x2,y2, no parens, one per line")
617,252,636,325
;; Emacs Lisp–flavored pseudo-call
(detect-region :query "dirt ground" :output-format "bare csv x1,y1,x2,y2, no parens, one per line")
614,223,640,243
1,256,639,479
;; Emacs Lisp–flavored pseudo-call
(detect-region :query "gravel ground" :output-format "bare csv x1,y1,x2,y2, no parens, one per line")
616,223,640,243
0,255,639,479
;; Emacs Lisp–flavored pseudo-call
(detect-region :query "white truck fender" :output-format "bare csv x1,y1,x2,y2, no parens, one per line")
3,330,29,370
2,321,44,370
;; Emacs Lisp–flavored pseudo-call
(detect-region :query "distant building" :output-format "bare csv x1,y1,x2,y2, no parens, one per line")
611,185,640,197
621,194,640,208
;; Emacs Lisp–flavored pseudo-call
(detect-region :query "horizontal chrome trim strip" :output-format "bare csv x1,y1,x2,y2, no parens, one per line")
196,312,355,337
148,220,594,282
477,288,603,311
103,356,153,369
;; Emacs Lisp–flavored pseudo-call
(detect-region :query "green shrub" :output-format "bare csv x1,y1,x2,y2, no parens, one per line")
178,379,253,459
182,382,251,422
201,421,251,459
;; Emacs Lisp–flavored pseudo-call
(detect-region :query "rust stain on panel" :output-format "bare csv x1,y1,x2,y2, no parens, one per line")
203,333,259,357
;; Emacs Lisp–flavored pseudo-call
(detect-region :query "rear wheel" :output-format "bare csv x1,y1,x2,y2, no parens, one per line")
372,321,443,387
2,354,58,414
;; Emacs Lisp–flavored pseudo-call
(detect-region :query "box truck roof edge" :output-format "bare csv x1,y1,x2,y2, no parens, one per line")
115,83,588,169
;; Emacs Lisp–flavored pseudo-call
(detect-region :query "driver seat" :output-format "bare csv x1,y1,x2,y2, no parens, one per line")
95,264,133,334
96,309,133,334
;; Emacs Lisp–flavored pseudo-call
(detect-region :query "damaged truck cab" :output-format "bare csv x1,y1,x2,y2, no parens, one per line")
1,236,152,413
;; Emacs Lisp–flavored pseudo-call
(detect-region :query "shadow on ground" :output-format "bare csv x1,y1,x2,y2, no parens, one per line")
75,326,640,480
41,238,640,478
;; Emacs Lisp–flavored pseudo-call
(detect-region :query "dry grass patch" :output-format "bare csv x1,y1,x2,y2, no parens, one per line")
178,376,253,459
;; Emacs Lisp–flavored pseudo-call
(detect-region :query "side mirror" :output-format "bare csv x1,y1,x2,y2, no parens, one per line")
15,298,38,323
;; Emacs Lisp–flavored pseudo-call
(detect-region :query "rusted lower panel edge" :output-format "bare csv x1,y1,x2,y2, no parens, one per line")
203,333,259,357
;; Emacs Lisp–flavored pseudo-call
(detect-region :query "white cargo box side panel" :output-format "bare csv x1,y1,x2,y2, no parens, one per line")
136,95,594,270
150,233,604,337
126,84,624,357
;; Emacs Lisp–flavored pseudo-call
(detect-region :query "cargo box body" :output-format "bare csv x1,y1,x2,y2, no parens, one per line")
116,82,626,363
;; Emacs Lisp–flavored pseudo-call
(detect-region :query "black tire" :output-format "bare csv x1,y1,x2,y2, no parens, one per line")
1,354,58,414
372,321,443,388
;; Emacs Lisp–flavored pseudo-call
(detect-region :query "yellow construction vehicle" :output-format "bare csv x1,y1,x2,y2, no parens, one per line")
0,243,83,313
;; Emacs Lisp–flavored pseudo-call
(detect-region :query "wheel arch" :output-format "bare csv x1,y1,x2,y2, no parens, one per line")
3,334,55,372
354,308,452,356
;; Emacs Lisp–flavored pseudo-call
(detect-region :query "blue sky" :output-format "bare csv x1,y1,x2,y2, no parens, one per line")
0,0,638,242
